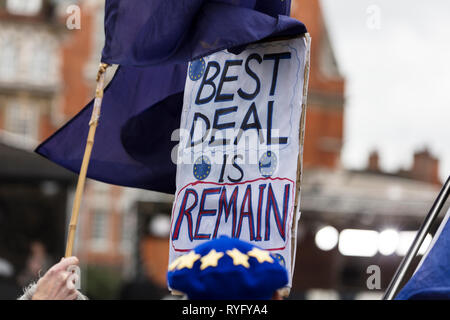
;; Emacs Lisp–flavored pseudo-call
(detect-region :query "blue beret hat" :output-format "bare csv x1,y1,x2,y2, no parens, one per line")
167,236,288,300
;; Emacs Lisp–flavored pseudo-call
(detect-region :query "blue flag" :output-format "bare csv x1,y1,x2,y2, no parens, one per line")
36,0,307,193
102,0,298,66
396,208,450,300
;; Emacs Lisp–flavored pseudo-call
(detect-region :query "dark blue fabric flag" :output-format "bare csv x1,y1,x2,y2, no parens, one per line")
396,208,450,300
102,0,297,66
36,0,307,194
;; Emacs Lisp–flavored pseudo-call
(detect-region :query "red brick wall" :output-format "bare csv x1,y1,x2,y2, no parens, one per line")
60,5,94,120
410,150,441,185
303,105,343,168
141,237,170,287
291,0,345,169
38,112,54,141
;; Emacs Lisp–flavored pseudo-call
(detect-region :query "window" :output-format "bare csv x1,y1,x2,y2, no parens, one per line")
0,37,18,81
5,100,38,141
6,0,42,16
90,210,109,251
30,46,50,82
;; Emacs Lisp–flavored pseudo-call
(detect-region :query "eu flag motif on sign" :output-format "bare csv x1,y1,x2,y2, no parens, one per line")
35,0,307,194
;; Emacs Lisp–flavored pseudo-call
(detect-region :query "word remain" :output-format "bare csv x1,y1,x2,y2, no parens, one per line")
172,182,292,243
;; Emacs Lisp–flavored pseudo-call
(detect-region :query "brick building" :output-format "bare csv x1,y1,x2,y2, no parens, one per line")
289,0,443,299
292,0,345,169
0,0,74,299
0,0,135,298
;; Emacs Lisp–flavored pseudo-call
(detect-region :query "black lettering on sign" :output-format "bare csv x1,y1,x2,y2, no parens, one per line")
189,113,210,147
195,61,221,105
266,100,288,145
263,52,291,96
237,54,262,100
228,154,244,183
215,60,243,103
234,102,264,145
209,106,238,146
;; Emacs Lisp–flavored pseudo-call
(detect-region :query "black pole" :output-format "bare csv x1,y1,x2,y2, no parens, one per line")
383,176,450,300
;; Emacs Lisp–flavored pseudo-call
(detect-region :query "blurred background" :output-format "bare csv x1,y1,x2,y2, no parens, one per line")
0,0,448,300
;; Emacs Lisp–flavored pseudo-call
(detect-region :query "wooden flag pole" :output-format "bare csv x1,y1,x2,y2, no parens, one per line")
283,33,311,298
272,33,311,298
65,63,109,258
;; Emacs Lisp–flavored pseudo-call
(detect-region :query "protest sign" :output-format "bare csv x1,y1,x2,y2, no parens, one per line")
170,35,310,288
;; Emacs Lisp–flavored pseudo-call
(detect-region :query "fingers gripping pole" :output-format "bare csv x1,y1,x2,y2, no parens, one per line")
65,63,109,258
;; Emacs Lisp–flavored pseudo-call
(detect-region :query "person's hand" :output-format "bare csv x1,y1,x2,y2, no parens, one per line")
32,256,79,300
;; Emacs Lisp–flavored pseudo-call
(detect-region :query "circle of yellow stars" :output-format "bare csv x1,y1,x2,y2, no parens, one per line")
168,247,275,271
193,156,211,180
189,58,206,81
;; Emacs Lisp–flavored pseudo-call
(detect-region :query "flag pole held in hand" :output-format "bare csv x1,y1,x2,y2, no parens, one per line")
65,63,109,258
383,175,450,300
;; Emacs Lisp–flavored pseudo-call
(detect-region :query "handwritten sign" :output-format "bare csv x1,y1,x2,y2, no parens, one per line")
169,36,309,287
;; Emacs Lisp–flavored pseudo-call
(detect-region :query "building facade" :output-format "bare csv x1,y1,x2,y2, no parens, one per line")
290,0,443,299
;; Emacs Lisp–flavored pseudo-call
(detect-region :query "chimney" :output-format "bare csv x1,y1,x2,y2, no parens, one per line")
409,149,440,185
367,151,380,172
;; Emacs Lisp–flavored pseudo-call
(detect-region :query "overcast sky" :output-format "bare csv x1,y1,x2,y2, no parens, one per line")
320,0,450,182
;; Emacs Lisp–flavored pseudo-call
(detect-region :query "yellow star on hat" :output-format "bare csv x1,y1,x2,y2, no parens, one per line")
247,248,274,264
226,248,250,268
176,251,201,270
200,249,224,270
168,255,183,271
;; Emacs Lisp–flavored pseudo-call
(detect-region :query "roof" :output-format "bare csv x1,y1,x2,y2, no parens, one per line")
0,141,76,183
300,169,443,217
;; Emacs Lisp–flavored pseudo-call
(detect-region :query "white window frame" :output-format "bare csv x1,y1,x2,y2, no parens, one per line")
90,209,110,252
6,0,43,16
0,36,19,81
4,100,39,141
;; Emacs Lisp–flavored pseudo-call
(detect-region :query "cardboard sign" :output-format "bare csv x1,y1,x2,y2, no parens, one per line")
169,36,310,288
